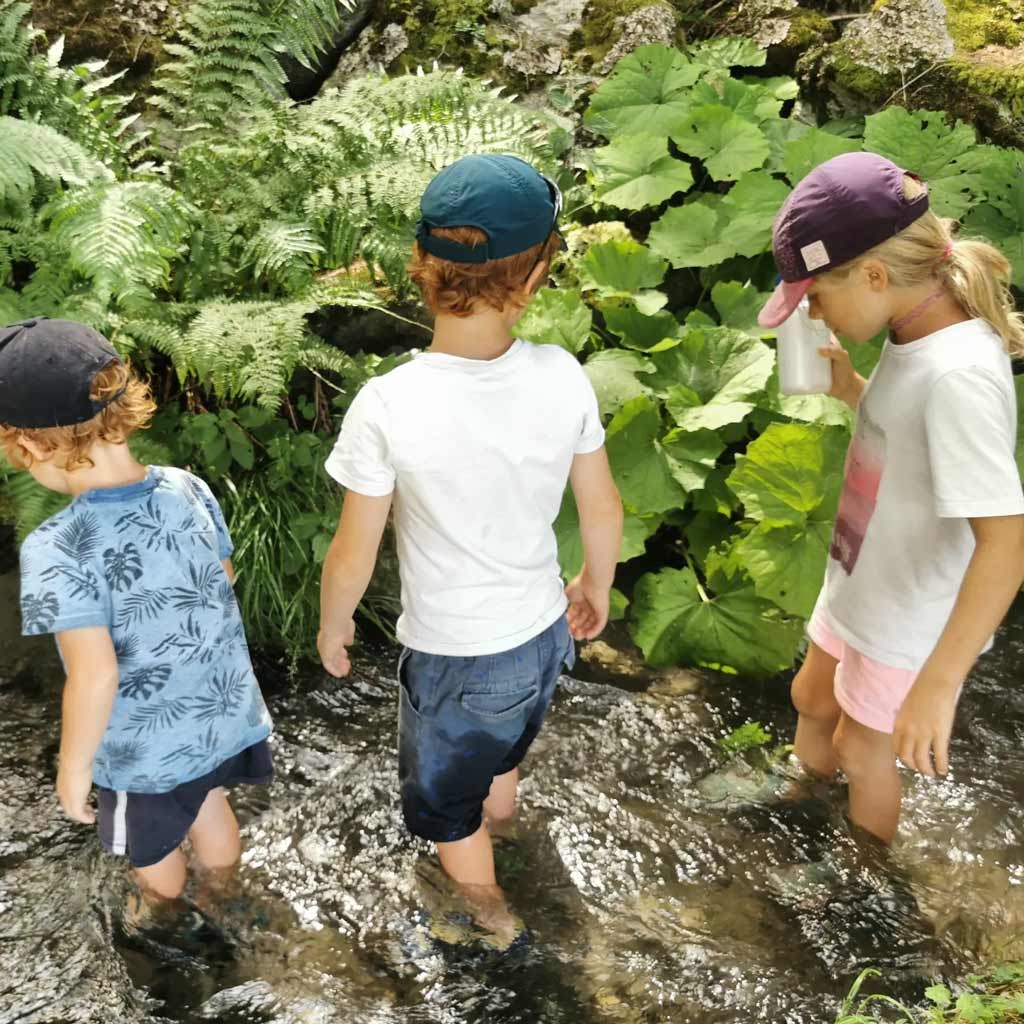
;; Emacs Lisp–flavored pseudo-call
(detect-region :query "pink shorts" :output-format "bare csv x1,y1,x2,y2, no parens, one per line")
806,602,917,735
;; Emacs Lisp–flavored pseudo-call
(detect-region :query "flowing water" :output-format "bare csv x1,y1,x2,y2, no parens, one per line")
2,558,1023,1024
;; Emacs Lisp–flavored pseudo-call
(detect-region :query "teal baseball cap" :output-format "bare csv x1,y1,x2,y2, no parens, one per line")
416,153,563,264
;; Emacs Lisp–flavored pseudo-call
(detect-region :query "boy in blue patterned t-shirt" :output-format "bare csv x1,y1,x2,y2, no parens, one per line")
0,318,273,904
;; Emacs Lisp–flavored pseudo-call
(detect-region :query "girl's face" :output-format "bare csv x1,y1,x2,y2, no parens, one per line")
806,261,892,343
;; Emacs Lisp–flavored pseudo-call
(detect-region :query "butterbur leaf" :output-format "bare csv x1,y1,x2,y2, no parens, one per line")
863,107,985,218
629,564,803,676
689,37,766,70
726,422,848,526
516,288,592,353
648,202,737,268
734,520,833,618
641,327,775,432
592,134,695,210
605,396,686,515
710,280,774,333
783,127,859,185
583,349,655,419
600,300,682,351
670,105,769,181
661,427,725,493
554,489,656,577
717,171,791,258
578,239,668,295
584,44,702,138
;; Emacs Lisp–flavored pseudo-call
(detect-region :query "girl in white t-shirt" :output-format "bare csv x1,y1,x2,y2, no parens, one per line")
758,152,1024,843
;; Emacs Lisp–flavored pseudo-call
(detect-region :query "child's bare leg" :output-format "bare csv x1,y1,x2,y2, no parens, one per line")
791,641,842,778
833,713,901,844
188,788,241,905
437,824,496,887
437,825,521,943
483,768,518,835
133,846,188,911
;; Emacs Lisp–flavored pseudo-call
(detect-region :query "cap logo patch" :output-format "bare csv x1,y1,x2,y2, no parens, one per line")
800,240,830,272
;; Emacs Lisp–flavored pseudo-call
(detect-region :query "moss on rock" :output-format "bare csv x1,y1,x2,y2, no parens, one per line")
945,0,1024,52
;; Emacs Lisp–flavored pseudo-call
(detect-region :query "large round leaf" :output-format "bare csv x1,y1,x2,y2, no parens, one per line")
578,239,668,295
647,202,738,269
516,288,592,353
583,349,654,419
605,396,686,515
584,44,702,139
727,422,848,526
592,134,695,211
554,489,657,578
670,105,769,181
630,565,803,675
735,520,832,618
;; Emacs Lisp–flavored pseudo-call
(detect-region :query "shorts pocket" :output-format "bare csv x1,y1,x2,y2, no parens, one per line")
397,648,421,720
460,685,538,721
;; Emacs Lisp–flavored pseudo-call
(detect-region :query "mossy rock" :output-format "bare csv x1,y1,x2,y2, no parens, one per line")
29,0,188,83
379,0,504,75
945,0,1024,52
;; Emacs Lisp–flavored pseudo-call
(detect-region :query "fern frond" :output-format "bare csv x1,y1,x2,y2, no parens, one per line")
0,116,110,204
152,0,354,132
241,220,324,290
0,464,70,541
43,180,198,301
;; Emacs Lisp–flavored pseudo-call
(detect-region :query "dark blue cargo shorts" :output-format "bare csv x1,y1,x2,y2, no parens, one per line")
397,616,575,843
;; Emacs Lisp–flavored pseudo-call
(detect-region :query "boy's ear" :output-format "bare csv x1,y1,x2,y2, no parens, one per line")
524,258,550,298
17,435,52,462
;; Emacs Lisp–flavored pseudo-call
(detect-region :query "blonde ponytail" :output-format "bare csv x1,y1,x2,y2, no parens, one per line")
940,237,1024,357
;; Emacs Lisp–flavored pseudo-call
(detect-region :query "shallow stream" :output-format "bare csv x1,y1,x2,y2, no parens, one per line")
2,563,1022,1024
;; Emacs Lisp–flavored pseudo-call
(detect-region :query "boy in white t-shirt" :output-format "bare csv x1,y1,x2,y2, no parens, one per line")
317,154,623,943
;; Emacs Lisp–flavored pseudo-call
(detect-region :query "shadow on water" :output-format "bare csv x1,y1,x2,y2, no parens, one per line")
2,562,1023,1023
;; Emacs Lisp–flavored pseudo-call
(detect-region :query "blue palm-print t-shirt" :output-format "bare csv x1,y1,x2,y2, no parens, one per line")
19,466,272,794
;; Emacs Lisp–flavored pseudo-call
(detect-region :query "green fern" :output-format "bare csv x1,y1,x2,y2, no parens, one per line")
241,220,324,291
0,116,109,204
129,296,362,408
0,3,146,170
43,180,197,304
152,0,356,131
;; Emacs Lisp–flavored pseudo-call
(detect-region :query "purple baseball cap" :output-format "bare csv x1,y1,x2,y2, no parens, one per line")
757,152,930,328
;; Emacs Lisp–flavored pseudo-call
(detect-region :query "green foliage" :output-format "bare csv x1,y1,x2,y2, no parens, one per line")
718,721,771,758
835,964,1024,1023
152,0,356,130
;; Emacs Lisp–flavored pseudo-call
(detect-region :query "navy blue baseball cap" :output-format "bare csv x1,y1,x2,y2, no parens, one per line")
416,153,564,264
759,152,929,327
0,317,125,428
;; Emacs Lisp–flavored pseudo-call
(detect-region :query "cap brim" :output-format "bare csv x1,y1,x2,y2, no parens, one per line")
757,279,812,328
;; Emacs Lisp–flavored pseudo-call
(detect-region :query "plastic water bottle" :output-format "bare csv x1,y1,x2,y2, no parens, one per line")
775,299,833,396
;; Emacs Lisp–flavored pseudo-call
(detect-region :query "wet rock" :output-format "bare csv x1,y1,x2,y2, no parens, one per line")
497,0,587,83
326,23,411,84
579,639,649,681
839,0,954,74
599,3,681,73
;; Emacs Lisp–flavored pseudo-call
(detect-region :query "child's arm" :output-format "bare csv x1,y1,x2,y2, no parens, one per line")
55,627,119,823
565,447,624,640
895,513,1024,777
318,490,393,677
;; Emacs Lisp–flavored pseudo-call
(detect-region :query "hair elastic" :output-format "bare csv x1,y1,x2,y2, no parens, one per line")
941,240,954,261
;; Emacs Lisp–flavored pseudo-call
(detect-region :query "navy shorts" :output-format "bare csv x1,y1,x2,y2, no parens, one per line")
96,740,273,868
397,617,575,843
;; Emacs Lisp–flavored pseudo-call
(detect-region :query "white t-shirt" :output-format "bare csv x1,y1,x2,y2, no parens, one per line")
325,339,605,656
821,318,1024,670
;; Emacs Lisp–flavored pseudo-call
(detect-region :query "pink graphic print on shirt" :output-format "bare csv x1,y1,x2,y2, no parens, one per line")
830,411,886,575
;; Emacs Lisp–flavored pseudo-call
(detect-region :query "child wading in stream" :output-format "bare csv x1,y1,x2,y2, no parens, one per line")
317,153,623,946
1,318,273,917
758,152,1024,844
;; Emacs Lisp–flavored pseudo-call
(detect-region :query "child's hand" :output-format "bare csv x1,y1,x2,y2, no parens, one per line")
56,765,95,824
318,621,355,678
892,674,958,777
565,573,610,641
818,338,862,408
